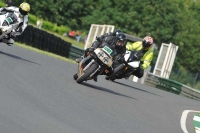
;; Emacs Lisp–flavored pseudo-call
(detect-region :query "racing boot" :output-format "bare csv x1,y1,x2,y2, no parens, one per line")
2,34,15,46
93,76,98,82
124,73,133,79
125,76,130,79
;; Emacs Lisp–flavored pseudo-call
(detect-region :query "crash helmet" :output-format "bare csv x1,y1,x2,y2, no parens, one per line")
115,33,127,47
142,36,153,49
113,29,123,36
19,2,30,15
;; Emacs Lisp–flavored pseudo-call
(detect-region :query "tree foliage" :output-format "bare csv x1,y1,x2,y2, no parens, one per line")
13,0,200,72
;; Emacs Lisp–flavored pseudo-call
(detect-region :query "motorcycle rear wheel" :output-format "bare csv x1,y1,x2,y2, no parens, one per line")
76,63,98,84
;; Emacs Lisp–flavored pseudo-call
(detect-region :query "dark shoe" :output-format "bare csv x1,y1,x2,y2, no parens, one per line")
75,56,83,63
73,73,78,80
93,76,98,82
2,34,15,46
2,38,14,46
7,43,13,46
125,76,129,79
124,72,133,79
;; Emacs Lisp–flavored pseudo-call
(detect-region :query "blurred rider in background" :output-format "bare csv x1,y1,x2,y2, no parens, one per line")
0,2,30,46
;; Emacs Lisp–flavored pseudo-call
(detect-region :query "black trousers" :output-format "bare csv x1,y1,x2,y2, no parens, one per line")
132,67,144,78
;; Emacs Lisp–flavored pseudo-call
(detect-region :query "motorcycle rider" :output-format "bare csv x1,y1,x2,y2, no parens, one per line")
0,2,30,46
91,29,123,48
126,36,154,79
76,32,127,82
76,29,125,62
94,31,127,55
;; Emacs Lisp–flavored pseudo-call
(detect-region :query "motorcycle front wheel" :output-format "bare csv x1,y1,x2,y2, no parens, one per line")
76,63,98,84
73,73,78,80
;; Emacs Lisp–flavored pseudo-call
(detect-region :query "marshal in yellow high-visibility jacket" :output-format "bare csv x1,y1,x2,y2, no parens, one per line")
126,36,154,78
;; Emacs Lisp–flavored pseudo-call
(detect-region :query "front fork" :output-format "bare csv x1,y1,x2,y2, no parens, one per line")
78,56,101,78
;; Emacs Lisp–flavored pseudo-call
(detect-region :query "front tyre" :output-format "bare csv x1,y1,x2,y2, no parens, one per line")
73,73,78,80
76,63,98,84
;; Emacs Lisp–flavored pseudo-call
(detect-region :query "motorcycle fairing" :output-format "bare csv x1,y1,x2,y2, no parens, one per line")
127,61,140,68
94,48,113,67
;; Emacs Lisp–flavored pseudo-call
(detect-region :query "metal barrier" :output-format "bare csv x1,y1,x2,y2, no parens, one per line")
144,72,200,100
16,25,71,58
156,78,182,95
68,45,84,60
17,25,84,61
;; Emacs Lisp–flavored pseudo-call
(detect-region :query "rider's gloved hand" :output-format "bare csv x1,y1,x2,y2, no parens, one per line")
87,47,95,52
141,64,146,69
96,37,102,42
85,47,95,56
14,22,23,33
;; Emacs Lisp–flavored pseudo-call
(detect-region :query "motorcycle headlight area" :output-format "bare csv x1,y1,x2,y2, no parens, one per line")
128,61,140,68
97,51,104,58
102,57,109,63
97,51,109,64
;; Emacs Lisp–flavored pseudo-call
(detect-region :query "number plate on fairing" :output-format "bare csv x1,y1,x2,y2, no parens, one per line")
102,46,113,55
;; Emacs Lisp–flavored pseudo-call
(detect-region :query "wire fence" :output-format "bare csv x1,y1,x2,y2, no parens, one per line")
170,67,200,90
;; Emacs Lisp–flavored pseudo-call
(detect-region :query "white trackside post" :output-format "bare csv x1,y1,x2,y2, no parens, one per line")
132,76,138,82
84,24,115,50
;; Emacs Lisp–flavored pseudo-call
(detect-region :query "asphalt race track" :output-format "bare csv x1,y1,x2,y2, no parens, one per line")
0,43,199,133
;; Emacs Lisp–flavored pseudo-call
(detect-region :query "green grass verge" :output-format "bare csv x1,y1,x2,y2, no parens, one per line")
15,42,77,64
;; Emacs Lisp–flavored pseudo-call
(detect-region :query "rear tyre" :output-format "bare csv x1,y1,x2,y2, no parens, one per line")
76,63,98,84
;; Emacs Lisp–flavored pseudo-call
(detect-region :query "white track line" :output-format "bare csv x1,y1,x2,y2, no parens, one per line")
181,110,200,133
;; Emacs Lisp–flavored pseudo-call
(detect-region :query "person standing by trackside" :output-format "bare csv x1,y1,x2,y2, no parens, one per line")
76,31,82,42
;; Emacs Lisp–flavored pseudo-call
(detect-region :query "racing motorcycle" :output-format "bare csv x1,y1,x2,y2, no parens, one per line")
73,42,117,84
0,11,21,40
105,50,143,81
